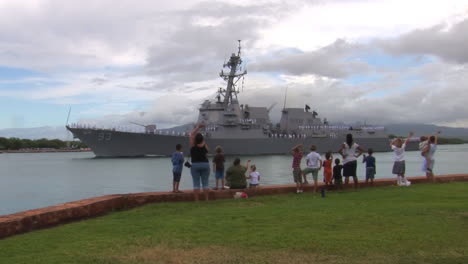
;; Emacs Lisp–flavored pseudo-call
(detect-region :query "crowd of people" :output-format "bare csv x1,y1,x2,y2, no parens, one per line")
289,131,441,193
170,123,442,200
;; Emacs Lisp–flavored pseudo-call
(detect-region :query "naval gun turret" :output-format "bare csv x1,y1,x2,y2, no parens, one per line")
130,122,157,134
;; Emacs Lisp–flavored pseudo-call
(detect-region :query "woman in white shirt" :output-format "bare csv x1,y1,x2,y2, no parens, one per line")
338,134,365,188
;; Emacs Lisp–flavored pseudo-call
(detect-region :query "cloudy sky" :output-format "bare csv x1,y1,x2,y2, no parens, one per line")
1,0,467,130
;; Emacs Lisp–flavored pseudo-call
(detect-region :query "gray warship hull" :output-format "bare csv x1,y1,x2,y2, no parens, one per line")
67,127,416,157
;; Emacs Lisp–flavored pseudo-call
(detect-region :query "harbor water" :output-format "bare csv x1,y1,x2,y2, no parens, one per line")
1,144,468,215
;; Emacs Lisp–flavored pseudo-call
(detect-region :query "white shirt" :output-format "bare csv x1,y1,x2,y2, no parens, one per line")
249,171,260,184
306,151,322,169
428,144,437,159
342,143,359,164
391,143,406,162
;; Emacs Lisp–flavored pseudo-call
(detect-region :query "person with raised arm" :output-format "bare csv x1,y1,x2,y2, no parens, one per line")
338,134,365,189
390,132,414,186
303,145,322,193
189,123,210,201
422,131,441,182
291,144,304,193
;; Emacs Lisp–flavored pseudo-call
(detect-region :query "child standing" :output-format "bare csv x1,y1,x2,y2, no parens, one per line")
171,144,184,193
323,152,333,186
212,145,226,190
333,158,343,189
247,164,260,188
303,145,322,193
291,144,304,193
362,148,376,186
391,132,413,186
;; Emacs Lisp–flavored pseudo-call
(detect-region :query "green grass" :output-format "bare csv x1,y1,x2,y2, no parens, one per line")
1,183,468,264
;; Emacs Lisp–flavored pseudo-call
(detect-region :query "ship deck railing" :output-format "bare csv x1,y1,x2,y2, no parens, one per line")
68,124,191,137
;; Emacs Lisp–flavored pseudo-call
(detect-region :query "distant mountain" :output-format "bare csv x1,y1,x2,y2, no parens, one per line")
384,124,468,140
0,126,71,140
1,123,467,140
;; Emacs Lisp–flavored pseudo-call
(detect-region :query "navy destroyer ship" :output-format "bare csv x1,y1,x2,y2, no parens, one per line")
67,42,400,157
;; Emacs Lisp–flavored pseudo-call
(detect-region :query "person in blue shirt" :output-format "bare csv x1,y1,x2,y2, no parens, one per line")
171,144,184,193
362,148,376,186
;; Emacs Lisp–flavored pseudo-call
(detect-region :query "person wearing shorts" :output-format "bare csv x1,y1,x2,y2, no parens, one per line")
391,132,413,186
303,145,322,193
362,148,376,186
212,145,226,190
333,158,343,189
171,144,184,193
338,134,365,189
291,144,304,193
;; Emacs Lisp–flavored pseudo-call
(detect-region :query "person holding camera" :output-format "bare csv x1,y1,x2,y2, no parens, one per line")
189,123,210,201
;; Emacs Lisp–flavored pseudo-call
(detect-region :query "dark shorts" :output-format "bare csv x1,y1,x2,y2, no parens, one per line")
392,161,405,175
215,170,225,179
343,160,357,177
293,168,302,183
334,176,342,185
249,184,259,188
173,172,182,182
366,167,375,180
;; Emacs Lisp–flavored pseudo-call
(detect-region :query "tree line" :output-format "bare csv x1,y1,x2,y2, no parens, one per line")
0,137,88,150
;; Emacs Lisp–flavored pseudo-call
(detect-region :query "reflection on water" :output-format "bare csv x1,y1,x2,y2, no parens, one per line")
1,144,468,215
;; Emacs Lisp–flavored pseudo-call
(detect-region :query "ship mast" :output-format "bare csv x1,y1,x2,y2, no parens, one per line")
219,40,247,107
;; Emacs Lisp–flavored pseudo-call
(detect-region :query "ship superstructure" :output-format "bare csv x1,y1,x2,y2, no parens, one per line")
67,42,398,157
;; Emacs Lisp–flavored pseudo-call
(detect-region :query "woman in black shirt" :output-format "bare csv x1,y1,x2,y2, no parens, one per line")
190,124,210,201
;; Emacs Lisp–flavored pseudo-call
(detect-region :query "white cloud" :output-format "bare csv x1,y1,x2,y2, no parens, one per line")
2,0,468,130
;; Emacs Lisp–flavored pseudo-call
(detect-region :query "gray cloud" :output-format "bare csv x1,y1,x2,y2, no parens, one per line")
249,39,370,78
144,1,299,88
380,18,468,64
0,0,199,70
3,0,468,130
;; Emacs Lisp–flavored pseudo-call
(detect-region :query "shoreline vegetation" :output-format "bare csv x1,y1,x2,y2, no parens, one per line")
0,182,466,263
0,137,88,152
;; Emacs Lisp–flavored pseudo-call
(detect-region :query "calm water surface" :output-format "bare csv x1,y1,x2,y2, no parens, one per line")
2,144,468,215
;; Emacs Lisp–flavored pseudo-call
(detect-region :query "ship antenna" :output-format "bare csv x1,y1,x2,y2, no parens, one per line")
241,75,245,92
237,39,242,57
65,106,72,126
282,86,288,110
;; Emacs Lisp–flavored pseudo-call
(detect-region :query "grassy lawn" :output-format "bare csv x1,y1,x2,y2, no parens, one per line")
1,182,468,264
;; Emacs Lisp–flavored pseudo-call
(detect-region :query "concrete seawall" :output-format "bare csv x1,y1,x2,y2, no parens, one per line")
1,174,468,239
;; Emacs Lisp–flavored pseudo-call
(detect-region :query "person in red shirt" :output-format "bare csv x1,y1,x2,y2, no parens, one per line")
291,144,304,193
323,151,333,186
